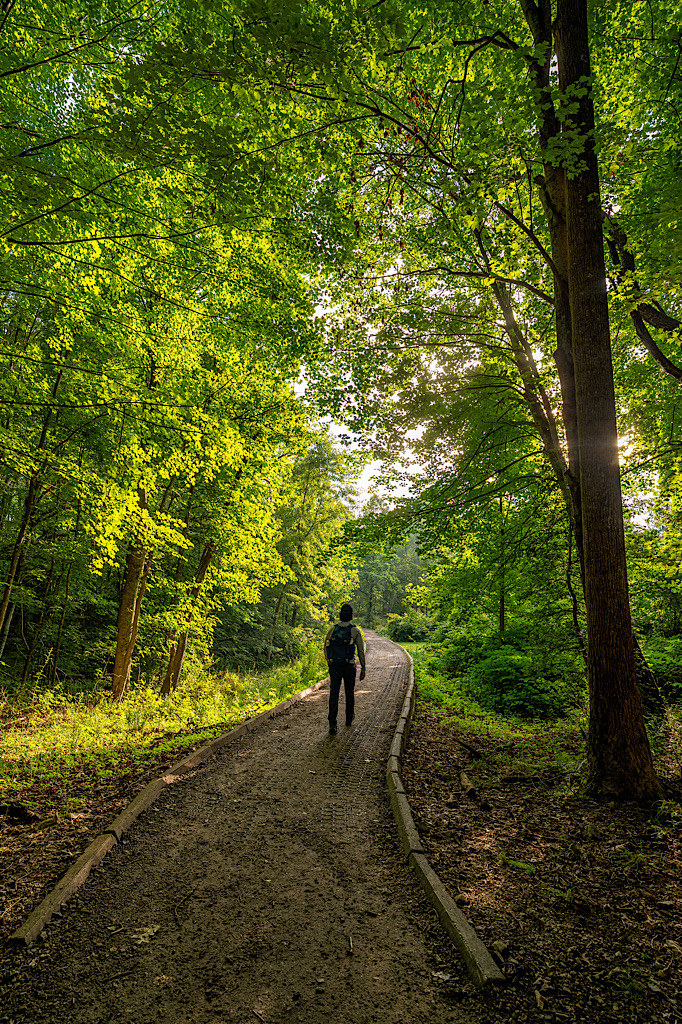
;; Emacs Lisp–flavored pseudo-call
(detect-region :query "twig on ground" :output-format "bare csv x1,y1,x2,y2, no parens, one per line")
100,968,137,985
173,884,199,926
459,770,477,800
452,737,484,759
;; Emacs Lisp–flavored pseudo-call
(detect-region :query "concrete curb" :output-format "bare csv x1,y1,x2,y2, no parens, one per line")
9,674,328,947
387,643,504,988
9,833,117,946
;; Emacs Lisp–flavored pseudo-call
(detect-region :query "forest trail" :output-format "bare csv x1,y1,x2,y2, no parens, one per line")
5,634,483,1024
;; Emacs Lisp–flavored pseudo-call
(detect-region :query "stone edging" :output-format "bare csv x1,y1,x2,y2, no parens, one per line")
386,645,504,988
10,676,329,947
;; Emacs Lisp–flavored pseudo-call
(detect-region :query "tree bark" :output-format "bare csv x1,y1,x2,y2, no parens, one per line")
555,0,661,801
160,540,215,696
0,370,63,636
161,635,188,698
0,603,15,661
566,529,587,663
112,543,148,699
20,554,55,684
51,559,74,687
499,494,506,634
0,477,37,635
519,0,584,582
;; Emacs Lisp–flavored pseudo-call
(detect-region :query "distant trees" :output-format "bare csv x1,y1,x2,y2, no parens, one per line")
211,434,358,670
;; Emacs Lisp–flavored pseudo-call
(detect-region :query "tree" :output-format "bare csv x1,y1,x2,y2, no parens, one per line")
553,0,658,798
207,0,673,797
0,4,327,692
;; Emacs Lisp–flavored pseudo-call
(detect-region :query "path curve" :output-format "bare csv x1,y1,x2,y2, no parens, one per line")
4,634,481,1024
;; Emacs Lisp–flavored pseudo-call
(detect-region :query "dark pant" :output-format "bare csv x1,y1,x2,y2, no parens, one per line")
328,661,356,728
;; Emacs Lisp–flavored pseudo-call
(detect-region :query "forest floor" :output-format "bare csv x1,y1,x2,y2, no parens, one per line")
403,702,682,1024
1,636,680,1024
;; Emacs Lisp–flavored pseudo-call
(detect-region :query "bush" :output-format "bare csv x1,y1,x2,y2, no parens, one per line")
385,609,438,643
465,650,565,718
425,626,585,720
640,634,682,699
212,616,318,670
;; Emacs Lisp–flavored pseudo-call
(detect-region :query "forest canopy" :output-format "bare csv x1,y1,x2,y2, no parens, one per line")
2,0,682,802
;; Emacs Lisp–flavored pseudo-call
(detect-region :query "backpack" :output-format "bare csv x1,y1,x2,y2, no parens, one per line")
327,623,355,664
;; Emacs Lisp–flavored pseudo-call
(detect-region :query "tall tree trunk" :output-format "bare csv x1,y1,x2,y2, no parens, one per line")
160,540,215,696
272,584,287,626
555,0,660,801
112,487,152,700
519,0,584,581
112,543,148,699
51,559,74,686
499,494,506,634
51,503,81,687
161,636,188,698
0,477,37,635
566,529,587,663
20,555,57,685
0,370,63,636
0,603,15,661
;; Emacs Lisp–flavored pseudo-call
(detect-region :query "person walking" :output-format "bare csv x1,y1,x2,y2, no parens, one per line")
324,603,366,735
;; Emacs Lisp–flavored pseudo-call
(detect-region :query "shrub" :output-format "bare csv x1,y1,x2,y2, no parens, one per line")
425,627,586,720
465,650,565,719
640,634,682,699
213,620,318,670
385,609,438,642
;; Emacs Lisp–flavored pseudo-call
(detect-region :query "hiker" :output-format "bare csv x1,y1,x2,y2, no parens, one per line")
324,603,366,735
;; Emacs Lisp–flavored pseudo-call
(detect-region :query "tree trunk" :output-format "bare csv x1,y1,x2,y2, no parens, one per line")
519,0,584,583
0,370,63,636
160,540,215,696
112,543,148,699
555,0,660,801
20,551,52,684
515,2,663,722
51,559,74,687
566,529,587,663
161,636,188,697
0,477,37,635
272,585,287,626
0,603,15,661
499,494,505,634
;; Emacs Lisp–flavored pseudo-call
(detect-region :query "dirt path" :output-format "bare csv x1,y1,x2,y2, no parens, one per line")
2,634,496,1024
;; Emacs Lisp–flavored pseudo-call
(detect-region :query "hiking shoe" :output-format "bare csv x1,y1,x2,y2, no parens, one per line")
345,716,355,728
329,725,337,735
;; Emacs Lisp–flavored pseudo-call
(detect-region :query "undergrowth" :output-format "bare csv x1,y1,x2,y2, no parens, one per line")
0,643,326,810
406,639,588,780
407,638,682,792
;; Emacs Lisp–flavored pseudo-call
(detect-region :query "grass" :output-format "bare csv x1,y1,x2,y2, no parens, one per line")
0,643,327,813
395,641,429,658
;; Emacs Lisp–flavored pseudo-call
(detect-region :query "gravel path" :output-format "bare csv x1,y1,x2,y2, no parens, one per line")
3,634,485,1024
